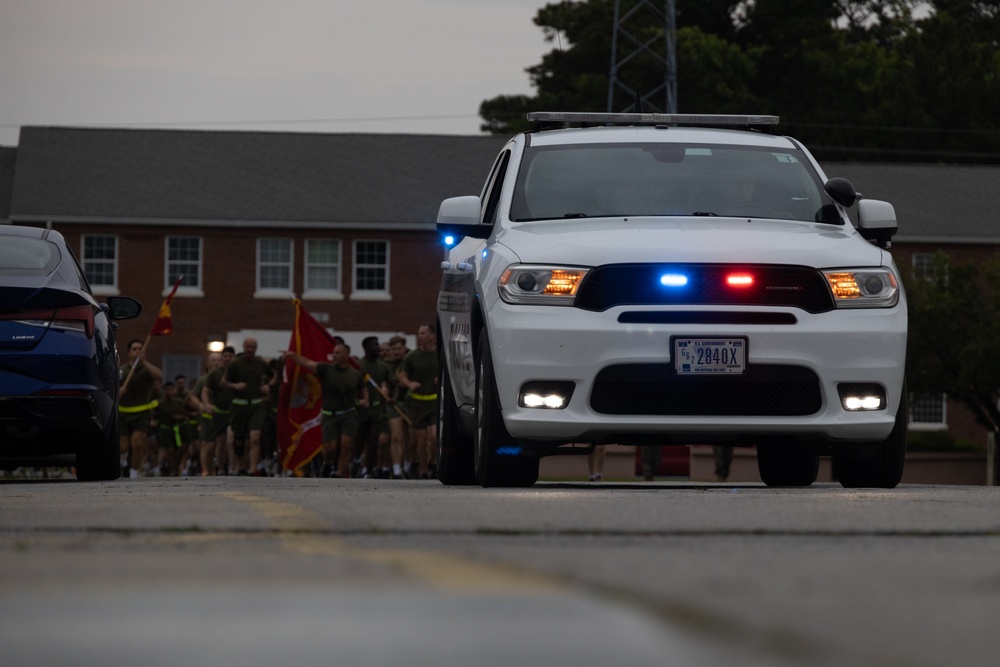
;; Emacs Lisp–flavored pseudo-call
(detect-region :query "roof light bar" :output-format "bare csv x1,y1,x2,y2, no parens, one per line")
526,112,780,127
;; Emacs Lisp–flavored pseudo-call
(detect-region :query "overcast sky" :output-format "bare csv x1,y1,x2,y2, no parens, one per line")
0,0,553,146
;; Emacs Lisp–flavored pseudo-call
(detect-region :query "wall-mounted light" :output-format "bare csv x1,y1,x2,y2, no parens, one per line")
207,335,226,353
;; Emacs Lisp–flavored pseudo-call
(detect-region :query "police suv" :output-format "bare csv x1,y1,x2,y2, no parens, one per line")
435,112,906,488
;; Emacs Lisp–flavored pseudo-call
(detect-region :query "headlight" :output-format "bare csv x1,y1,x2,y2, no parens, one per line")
498,265,589,305
822,268,899,308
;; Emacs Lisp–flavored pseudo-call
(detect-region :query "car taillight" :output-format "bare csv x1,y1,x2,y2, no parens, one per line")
0,305,95,338
0,308,55,327
51,305,95,338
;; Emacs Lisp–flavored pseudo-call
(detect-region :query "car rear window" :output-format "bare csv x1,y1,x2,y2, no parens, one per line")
0,236,60,275
510,143,837,224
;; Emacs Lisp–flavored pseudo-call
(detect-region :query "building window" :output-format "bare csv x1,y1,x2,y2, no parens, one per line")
81,234,118,293
257,238,293,295
912,252,946,282
161,355,204,394
304,238,342,297
166,236,202,291
352,240,389,299
909,392,947,430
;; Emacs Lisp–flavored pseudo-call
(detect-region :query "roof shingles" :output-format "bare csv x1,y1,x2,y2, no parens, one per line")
8,127,1000,241
11,127,507,225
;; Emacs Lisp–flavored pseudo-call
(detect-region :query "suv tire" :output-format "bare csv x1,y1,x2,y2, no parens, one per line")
834,388,907,489
757,442,820,487
474,332,539,488
437,347,477,485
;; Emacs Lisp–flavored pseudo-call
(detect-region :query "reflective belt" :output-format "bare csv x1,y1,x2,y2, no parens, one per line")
159,423,183,447
231,398,263,406
213,407,230,415
321,408,356,417
408,392,438,401
200,412,213,420
119,400,158,414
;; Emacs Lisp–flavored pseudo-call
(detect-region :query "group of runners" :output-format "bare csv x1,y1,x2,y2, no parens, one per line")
116,325,440,479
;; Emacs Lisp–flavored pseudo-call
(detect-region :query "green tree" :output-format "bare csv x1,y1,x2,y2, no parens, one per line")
478,0,760,134
904,253,1000,436
891,4,1000,160
478,0,1000,163
674,27,761,113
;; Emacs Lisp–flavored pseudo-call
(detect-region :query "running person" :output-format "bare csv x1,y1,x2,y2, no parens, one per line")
385,335,410,479
223,337,273,475
192,351,221,476
356,336,393,478
153,380,187,476
118,339,163,478
282,343,368,478
203,345,236,474
398,324,439,479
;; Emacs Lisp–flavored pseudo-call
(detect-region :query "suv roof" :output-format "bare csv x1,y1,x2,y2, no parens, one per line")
525,112,781,131
523,112,795,150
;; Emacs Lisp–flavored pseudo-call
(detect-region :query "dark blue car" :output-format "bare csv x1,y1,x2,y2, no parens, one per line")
0,225,142,480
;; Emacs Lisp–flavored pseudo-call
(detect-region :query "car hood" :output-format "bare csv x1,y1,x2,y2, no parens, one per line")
495,216,887,269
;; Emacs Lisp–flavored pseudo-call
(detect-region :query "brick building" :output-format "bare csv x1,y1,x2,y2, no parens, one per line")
3,127,506,382
2,127,998,446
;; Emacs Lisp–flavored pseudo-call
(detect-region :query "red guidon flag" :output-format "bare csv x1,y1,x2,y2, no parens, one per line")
278,299,338,476
149,276,183,336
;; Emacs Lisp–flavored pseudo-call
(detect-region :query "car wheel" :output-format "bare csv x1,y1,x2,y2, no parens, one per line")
834,390,907,489
436,347,476,485
474,332,539,488
76,418,121,481
756,443,819,487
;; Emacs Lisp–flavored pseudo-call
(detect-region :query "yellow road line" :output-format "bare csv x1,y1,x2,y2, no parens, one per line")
221,490,565,594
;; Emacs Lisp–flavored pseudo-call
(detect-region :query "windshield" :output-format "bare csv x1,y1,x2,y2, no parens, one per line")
510,143,839,224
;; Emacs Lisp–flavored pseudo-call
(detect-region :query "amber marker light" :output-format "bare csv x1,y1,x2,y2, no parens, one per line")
544,269,585,296
825,272,862,299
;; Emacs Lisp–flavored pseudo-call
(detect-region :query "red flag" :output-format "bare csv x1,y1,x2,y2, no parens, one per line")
149,276,183,336
278,299,338,476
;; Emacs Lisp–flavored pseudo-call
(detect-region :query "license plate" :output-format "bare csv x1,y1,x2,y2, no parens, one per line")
674,338,746,375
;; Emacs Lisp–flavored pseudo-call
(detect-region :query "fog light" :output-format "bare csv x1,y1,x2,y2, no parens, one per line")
519,381,575,409
522,394,566,409
838,384,886,411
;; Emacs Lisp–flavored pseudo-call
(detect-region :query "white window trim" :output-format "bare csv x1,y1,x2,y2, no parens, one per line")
303,289,346,301
256,237,295,297
81,234,119,295
164,236,204,292
303,238,344,301
350,239,391,300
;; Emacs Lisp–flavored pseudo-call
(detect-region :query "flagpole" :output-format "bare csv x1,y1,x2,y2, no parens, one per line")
120,276,183,394
365,374,414,427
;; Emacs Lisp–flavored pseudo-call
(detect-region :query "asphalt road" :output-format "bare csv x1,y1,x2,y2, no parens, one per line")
2,477,998,667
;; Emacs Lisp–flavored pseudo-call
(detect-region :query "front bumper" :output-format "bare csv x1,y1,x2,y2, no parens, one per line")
0,394,106,457
486,301,906,445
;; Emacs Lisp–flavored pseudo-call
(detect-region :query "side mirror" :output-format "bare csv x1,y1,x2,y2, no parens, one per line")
857,199,897,249
824,177,859,208
436,195,491,241
106,296,143,320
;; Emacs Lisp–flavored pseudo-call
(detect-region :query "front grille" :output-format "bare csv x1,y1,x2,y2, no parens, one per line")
575,264,835,313
618,311,797,325
590,363,822,416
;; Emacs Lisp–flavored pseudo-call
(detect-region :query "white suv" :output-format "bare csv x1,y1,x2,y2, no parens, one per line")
435,112,906,488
